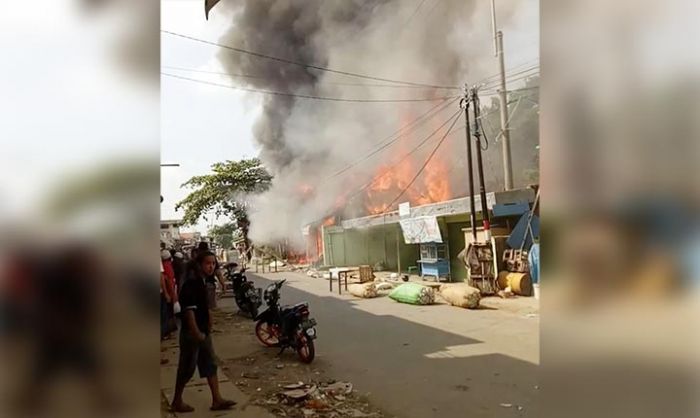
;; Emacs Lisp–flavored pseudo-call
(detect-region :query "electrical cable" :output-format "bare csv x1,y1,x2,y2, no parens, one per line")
323,96,459,181
162,30,460,90
476,58,539,85
162,65,458,89
380,110,462,213
309,109,463,225
424,0,443,18
346,109,462,199
306,111,467,227
471,92,489,151
404,0,429,26
162,72,458,103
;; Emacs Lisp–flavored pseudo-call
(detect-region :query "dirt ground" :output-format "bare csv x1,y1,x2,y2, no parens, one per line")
213,308,389,418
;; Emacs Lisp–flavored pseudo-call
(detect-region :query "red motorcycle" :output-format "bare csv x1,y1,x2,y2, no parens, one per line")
254,279,317,363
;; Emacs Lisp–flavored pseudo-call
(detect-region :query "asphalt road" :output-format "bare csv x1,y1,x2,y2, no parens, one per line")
241,271,539,418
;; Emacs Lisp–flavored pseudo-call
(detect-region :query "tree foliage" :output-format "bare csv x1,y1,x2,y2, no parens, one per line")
208,222,241,249
175,159,273,239
479,76,540,189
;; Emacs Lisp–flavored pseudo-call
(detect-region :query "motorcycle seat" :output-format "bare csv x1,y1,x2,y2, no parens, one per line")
281,302,309,313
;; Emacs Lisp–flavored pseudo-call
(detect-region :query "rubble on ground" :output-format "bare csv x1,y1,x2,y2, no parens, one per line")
215,310,386,418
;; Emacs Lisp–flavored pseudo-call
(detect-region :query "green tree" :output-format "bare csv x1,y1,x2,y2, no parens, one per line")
208,222,241,249
176,159,273,252
479,76,540,189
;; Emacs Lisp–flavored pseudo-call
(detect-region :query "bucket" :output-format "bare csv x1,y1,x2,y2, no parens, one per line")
533,283,540,300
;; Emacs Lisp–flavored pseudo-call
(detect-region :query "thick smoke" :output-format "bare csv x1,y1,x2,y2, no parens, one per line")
216,0,536,246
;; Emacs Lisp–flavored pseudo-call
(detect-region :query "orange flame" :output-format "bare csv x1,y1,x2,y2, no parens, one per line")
363,109,453,215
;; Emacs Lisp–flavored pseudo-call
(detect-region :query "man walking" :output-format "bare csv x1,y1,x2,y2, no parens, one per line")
170,251,236,413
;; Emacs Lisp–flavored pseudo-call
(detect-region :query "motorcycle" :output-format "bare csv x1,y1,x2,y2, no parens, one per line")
254,279,317,363
224,263,262,319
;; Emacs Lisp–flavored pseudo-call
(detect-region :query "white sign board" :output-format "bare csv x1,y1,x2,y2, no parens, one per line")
398,202,411,217
301,225,311,236
399,216,442,244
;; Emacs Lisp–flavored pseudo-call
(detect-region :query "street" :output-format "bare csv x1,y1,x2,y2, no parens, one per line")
243,271,539,418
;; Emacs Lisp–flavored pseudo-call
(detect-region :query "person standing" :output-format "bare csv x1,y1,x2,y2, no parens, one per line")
171,251,186,295
196,242,225,308
161,250,178,338
170,251,236,413
160,259,170,342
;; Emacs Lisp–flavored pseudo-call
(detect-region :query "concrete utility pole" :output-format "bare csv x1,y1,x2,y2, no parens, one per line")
470,87,491,241
491,0,514,190
461,85,477,242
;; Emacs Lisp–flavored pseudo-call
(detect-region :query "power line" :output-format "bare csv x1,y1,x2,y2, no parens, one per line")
324,96,460,181
341,109,463,206
307,111,464,226
405,0,429,26
424,0,443,18
162,72,458,103
480,65,539,89
380,109,462,212
162,30,460,90
476,58,539,85
161,65,458,90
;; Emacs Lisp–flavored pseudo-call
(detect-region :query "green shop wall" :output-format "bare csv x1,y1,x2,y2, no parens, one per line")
446,221,469,281
323,223,419,271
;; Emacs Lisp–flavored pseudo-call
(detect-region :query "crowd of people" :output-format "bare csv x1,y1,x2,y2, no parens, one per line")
160,241,236,413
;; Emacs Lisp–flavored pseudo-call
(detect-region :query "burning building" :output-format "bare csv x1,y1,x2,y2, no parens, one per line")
209,0,539,270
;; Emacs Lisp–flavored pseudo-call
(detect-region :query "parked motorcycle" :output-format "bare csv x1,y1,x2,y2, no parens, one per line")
224,263,262,319
254,279,317,363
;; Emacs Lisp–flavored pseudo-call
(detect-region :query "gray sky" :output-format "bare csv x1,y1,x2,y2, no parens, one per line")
161,0,260,233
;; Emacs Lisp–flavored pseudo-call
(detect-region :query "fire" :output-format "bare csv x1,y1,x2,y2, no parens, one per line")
363,109,453,215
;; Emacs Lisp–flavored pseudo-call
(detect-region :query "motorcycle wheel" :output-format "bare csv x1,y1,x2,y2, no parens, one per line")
255,320,280,347
296,331,315,363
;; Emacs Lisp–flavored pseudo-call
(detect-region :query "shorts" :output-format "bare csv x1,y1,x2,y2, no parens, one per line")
206,282,217,309
175,332,218,384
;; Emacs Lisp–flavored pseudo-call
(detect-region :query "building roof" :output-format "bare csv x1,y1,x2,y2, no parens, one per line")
338,189,535,230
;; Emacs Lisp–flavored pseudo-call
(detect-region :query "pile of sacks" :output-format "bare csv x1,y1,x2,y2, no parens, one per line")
439,283,481,309
348,282,379,298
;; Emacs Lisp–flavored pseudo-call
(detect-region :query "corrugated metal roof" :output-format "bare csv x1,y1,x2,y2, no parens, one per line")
340,193,497,229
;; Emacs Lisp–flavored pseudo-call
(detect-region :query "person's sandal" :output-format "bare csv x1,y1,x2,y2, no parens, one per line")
171,402,195,413
210,399,237,411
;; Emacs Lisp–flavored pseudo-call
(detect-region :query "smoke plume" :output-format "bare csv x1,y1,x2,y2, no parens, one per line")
216,0,537,246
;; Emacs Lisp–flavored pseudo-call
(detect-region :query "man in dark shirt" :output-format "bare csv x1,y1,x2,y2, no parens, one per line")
171,251,235,413
194,241,226,308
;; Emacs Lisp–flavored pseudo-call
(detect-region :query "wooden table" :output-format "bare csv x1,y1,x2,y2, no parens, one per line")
329,268,356,294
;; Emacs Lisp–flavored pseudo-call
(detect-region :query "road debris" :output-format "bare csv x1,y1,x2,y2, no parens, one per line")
216,309,385,418
282,385,318,400
321,382,353,395
499,403,513,408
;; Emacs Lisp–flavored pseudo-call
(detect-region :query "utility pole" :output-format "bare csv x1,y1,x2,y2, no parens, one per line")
491,0,513,190
461,85,477,242
470,88,491,241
